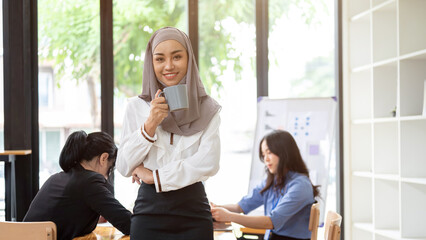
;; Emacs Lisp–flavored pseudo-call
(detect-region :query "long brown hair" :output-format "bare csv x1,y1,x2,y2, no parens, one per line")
259,130,320,198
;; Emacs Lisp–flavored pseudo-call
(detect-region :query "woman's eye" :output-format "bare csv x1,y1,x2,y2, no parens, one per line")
173,55,182,60
155,57,164,62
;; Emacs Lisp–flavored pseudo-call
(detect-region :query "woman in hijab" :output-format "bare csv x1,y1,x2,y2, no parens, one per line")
116,27,221,240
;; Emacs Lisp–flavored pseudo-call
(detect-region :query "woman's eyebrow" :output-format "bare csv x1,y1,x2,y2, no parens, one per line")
171,49,183,54
153,49,183,55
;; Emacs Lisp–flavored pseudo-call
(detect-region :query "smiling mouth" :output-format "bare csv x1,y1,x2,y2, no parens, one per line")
163,73,178,80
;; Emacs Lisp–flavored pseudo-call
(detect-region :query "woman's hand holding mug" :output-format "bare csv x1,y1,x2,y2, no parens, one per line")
144,89,169,137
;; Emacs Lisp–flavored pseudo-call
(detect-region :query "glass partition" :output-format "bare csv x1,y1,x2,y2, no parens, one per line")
38,0,101,185
0,0,4,221
199,0,256,204
268,0,337,232
268,0,335,98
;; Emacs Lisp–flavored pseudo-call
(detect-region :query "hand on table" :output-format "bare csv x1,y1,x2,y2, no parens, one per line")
211,206,233,222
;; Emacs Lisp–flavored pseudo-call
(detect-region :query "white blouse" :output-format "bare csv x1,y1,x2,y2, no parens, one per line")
117,96,221,193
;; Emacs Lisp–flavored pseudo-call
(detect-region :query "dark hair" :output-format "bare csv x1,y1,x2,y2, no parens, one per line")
59,131,118,172
258,130,320,198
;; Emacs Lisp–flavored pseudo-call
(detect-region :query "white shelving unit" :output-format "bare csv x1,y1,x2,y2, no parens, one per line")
344,0,426,239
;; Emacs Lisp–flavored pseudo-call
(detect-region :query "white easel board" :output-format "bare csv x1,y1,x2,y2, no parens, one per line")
249,97,337,225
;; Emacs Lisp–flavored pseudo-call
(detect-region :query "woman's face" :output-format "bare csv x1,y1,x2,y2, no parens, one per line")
261,140,280,174
152,40,188,87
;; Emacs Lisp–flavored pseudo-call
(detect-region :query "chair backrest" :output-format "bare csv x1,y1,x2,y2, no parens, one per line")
324,211,342,240
309,203,320,240
0,221,57,240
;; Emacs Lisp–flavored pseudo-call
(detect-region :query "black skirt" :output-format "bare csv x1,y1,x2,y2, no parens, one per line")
131,182,213,240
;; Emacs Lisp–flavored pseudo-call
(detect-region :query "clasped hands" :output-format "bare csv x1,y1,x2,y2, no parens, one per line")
131,163,154,185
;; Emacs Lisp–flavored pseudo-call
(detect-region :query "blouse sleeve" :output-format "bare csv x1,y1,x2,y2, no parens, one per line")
154,112,221,192
84,175,132,235
237,180,265,214
116,98,156,177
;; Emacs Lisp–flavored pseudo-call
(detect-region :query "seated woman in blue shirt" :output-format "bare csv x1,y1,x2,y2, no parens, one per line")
211,130,319,240
24,131,131,240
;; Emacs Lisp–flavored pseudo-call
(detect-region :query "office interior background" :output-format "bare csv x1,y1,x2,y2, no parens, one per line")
1,0,425,239
1,0,338,236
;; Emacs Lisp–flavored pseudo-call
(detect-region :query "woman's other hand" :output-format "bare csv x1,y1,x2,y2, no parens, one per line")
211,206,232,222
145,89,169,137
131,163,154,185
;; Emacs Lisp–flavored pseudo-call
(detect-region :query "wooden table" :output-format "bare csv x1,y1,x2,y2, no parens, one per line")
73,225,236,240
0,150,32,221
73,226,129,240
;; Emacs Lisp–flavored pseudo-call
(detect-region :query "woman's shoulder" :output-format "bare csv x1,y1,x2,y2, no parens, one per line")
287,172,312,188
72,168,107,186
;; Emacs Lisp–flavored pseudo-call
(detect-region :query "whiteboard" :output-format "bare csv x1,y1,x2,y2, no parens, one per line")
249,97,337,225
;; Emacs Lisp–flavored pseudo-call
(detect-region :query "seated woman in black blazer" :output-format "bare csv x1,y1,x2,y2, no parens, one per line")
24,131,131,240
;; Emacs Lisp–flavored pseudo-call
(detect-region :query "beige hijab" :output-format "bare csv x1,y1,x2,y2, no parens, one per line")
139,27,221,136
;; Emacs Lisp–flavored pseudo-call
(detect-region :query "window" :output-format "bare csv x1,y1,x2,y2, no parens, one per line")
0,0,5,221
268,0,335,98
268,0,337,230
38,0,101,185
38,67,54,108
199,0,257,204
112,0,188,209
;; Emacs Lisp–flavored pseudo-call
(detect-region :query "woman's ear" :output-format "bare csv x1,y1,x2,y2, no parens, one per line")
99,152,110,167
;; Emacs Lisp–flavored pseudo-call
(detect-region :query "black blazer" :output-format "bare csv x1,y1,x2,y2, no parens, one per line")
24,164,131,240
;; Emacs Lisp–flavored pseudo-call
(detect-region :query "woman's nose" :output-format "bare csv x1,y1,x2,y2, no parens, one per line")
264,155,269,162
165,59,174,70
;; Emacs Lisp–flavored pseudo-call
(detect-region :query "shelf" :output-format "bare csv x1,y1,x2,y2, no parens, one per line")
350,0,396,21
349,14,371,69
400,115,426,122
349,0,370,20
374,122,398,174
399,0,426,55
401,178,426,185
353,222,374,232
375,174,399,182
352,117,400,124
399,49,426,61
352,119,372,124
400,58,426,116
350,70,372,119
372,1,397,62
353,171,372,178
375,180,399,229
372,0,395,8
352,177,372,222
351,124,372,172
400,120,426,178
401,183,426,238
353,223,374,240
373,64,397,118
375,229,401,239
352,64,371,73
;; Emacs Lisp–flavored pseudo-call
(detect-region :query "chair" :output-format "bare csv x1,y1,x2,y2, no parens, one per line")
324,211,342,240
308,203,320,240
0,221,57,240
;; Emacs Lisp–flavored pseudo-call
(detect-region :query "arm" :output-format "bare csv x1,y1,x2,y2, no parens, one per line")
153,112,221,192
84,176,132,235
211,207,273,229
116,98,157,177
211,203,243,213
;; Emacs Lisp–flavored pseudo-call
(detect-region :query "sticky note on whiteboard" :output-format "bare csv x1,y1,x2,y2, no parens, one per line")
308,143,320,155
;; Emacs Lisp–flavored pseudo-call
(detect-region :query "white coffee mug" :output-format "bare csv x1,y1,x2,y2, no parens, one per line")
159,84,189,112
